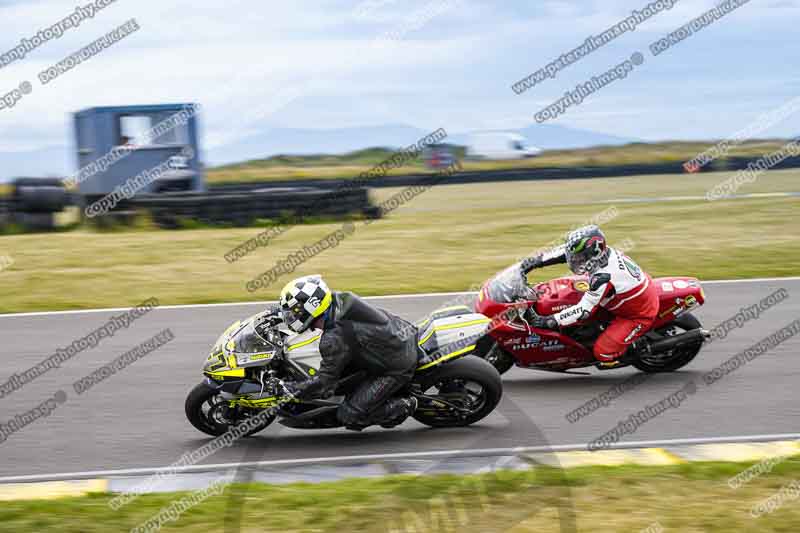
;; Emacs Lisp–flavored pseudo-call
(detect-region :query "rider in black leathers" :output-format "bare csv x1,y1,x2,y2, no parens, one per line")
278,275,418,430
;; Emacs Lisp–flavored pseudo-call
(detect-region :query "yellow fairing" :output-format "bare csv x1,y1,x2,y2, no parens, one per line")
206,368,245,379
417,344,477,371
231,396,281,408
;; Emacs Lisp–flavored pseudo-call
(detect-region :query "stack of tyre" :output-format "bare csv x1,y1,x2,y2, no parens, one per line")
10,178,68,230
132,186,380,228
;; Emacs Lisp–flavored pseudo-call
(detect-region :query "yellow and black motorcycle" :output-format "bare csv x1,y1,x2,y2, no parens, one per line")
185,306,502,436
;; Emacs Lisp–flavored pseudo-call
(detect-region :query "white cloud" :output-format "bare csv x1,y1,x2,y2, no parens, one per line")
0,0,795,156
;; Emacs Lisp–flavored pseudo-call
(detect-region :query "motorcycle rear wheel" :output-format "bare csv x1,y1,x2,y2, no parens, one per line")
633,313,704,373
412,355,502,428
185,382,276,437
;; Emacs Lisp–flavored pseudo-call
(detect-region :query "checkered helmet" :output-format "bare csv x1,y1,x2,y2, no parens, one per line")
565,225,608,275
279,275,333,333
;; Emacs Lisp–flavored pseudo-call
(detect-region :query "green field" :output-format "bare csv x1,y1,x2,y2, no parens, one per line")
206,139,791,185
0,169,797,313
2,458,800,532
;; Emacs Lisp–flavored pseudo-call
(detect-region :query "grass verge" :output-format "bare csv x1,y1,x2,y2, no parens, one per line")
2,457,800,532
206,139,793,185
0,169,797,313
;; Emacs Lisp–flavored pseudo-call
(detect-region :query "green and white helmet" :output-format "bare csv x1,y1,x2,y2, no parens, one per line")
564,225,609,275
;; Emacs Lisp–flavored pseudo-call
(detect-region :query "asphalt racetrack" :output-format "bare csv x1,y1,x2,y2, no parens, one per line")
1,278,798,477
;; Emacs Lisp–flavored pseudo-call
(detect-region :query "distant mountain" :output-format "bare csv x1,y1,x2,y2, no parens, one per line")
205,124,434,166
0,123,638,181
207,123,638,166
515,124,637,150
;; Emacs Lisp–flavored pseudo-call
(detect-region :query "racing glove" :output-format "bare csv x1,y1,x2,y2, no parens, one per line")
283,377,334,400
520,255,544,274
522,245,568,274
254,306,284,336
280,380,301,400
531,315,558,330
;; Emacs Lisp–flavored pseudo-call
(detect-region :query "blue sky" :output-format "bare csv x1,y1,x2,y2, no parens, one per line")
0,0,798,154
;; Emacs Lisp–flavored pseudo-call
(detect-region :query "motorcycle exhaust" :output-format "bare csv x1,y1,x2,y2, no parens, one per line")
646,328,710,355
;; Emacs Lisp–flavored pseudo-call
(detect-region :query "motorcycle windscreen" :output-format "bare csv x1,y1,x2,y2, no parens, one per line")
486,262,538,303
228,322,278,367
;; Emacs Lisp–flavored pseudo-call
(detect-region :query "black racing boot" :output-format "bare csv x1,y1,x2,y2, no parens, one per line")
379,397,418,429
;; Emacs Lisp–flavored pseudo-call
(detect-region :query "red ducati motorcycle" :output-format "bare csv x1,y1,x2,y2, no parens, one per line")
473,262,709,374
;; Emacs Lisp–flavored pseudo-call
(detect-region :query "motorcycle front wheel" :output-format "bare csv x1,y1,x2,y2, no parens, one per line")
185,382,276,437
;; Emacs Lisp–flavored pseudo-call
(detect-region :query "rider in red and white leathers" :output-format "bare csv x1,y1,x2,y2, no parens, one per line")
521,225,659,366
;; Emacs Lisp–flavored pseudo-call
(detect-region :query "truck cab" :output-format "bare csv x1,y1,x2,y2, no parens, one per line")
73,103,204,201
